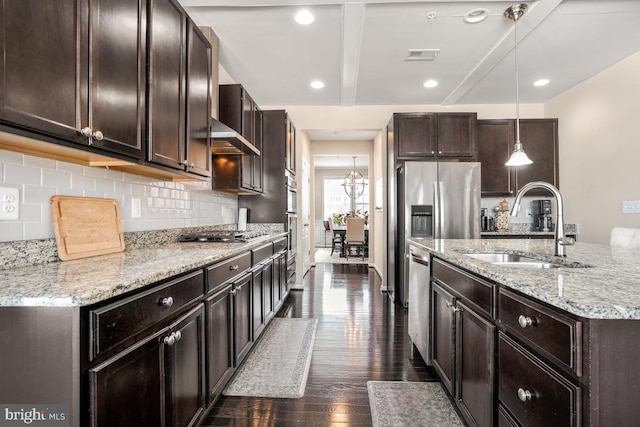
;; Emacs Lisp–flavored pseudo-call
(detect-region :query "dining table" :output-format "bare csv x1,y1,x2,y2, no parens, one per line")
332,225,369,258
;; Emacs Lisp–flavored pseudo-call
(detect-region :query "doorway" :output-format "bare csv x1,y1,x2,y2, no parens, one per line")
314,154,369,264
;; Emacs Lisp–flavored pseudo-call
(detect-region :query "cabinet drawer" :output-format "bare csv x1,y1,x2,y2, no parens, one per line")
499,333,580,427
252,242,273,265
498,288,581,375
432,258,494,317
273,237,287,253
90,270,204,360
206,252,251,292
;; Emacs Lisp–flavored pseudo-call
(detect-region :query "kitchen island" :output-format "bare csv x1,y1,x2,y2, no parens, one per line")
0,232,289,427
408,237,640,427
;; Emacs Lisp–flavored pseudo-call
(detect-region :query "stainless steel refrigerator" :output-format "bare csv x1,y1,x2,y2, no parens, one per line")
392,161,481,306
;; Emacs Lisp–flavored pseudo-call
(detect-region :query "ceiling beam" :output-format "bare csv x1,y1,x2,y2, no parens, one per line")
341,2,366,107
441,0,564,106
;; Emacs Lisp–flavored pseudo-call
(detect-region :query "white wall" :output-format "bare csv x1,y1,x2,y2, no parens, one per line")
545,50,640,244
0,148,237,242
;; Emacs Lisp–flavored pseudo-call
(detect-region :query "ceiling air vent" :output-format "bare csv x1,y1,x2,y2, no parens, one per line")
405,49,440,61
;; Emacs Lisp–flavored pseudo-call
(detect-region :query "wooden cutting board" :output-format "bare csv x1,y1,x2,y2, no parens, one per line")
51,195,125,260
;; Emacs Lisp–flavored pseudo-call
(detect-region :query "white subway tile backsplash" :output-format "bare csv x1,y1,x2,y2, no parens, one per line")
0,150,24,165
42,170,72,188
0,149,238,242
5,163,41,185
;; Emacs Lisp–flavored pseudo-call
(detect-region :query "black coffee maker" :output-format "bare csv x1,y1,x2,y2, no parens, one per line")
531,200,553,231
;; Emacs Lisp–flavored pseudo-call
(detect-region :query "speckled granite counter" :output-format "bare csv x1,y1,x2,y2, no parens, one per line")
480,222,578,238
0,232,287,307
408,238,640,320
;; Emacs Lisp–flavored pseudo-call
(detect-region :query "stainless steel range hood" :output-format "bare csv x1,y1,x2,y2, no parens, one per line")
210,119,260,156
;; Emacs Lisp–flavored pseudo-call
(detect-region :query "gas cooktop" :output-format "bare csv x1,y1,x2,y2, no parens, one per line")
178,230,269,243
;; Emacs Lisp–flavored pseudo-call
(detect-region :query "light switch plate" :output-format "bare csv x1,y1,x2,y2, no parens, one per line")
131,198,141,218
0,186,20,220
622,200,640,214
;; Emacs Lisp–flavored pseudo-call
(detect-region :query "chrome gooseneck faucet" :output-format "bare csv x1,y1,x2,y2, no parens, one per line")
510,181,575,257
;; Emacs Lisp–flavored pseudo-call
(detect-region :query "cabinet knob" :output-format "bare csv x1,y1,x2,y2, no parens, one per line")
430,151,435,155
161,296,174,307
229,265,239,271
445,301,461,313
189,163,195,169
92,130,104,141
163,332,176,346
518,315,534,328
80,127,92,137
517,388,533,402
174,330,182,342
230,288,237,295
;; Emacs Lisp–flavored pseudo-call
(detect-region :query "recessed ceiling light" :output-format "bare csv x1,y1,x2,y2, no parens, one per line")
310,80,325,89
463,8,489,24
423,80,438,88
295,10,314,25
533,79,550,87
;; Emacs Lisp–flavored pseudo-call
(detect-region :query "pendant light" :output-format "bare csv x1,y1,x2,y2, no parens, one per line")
342,156,366,199
504,4,533,167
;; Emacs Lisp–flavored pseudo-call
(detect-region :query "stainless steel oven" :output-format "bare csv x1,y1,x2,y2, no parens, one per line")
286,174,297,214
286,213,297,284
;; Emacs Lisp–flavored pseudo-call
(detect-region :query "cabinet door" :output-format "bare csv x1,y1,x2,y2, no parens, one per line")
206,285,234,403
477,120,516,196
0,0,85,144
233,273,253,365
286,117,296,174
515,119,559,194
252,108,264,192
147,0,186,170
88,0,146,158
436,113,476,158
456,301,495,427
88,329,166,426
432,282,456,395
252,267,266,339
167,305,206,427
263,259,274,322
185,21,212,177
395,113,437,159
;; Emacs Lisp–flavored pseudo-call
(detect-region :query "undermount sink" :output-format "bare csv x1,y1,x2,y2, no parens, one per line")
465,252,563,269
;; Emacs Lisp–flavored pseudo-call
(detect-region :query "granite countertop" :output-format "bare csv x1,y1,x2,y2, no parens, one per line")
0,232,287,308
480,223,578,237
408,238,640,320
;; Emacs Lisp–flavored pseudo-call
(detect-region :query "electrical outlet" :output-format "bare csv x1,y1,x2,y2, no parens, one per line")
525,208,532,217
0,186,20,220
622,200,640,214
131,198,141,218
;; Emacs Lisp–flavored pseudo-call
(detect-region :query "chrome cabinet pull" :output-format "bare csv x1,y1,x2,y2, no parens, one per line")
445,301,461,313
518,315,534,328
174,330,182,342
80,127,92,137
164,332,176,346
92,130,104,141
517,388,533,402
161,296,174,307
229,265,239,271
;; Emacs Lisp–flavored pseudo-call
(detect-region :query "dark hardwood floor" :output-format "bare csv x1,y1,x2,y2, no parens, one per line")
200,263,440,427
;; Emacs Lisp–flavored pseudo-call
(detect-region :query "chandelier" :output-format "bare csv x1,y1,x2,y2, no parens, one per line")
342,156,367,199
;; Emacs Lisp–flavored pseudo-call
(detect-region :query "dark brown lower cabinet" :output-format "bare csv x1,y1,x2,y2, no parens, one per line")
205,284,234,404
457,301,495,427
432,282,456,395
89,304,205,427
233,273,252,365
263,259,274,324
252,266,266,340
499,333,580,427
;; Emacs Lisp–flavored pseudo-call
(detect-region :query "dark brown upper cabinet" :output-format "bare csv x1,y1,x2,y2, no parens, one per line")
0,0,146,159
286,117,296,175
239,110,294,223
147,0,211,177
391,112,477,160
477,118,559,196
214,84,263,194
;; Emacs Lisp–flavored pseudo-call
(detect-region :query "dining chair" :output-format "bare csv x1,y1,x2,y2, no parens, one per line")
345,217,366,260
327,219,342,256
610,227,640,249
322,220,332,248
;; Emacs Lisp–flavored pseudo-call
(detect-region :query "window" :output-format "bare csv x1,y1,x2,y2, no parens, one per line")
323,177,369,222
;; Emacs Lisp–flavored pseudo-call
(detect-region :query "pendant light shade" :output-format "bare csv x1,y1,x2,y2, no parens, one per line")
342,156,366,199
504,4,533,167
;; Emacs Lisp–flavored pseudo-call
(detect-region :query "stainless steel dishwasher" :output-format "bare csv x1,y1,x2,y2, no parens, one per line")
407,243,432,365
